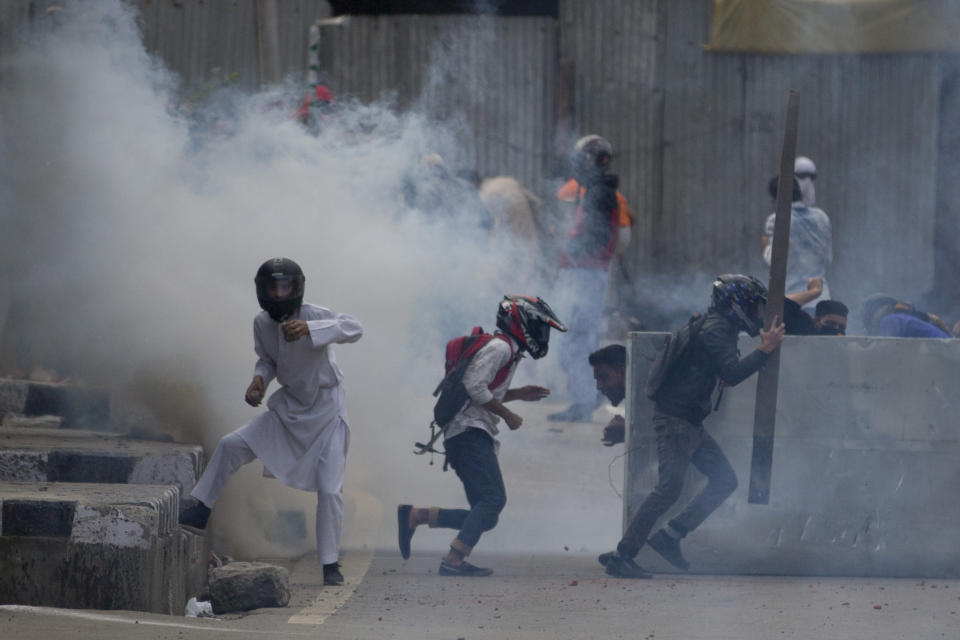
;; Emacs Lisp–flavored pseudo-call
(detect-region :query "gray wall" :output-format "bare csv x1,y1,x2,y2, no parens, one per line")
313,14,558,198
133,0,331,91
4,1,957,319
563,1,950,314
626,331,960,577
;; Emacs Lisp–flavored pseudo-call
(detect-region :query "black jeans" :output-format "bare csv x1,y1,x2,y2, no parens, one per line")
434,428,507,552
617,412,738,558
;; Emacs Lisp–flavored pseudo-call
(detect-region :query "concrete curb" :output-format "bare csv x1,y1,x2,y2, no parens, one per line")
0,481,207,613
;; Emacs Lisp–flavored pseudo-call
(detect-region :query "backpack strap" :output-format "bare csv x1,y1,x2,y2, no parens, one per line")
488,333,522,390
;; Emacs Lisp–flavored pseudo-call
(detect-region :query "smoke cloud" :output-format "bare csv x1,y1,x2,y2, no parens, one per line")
0,1,619,559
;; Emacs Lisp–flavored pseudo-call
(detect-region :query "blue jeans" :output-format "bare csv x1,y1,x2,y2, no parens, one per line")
554,266,608,407
435,428,507,553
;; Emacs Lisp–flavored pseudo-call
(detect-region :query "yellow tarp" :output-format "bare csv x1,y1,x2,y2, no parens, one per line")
708,0,960,54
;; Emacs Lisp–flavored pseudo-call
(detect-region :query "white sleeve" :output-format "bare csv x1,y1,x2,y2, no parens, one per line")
307,310,364,347
824,213,833,267
762,212,775,266
253,320,277,385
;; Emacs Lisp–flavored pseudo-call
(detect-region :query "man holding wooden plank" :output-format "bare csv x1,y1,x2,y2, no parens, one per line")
598,276,785,578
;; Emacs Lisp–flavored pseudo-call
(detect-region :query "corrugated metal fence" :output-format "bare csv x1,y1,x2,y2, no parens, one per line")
312,14,557,198
563,0,943,310
3,0,952,313
132,0,330,91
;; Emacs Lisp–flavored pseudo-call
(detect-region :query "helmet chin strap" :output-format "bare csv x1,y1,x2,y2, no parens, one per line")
731,302,760,336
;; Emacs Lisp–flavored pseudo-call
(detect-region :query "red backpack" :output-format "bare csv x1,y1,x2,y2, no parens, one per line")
432,327,519,429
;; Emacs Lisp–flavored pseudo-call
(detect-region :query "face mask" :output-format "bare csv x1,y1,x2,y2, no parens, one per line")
817,325,845,336
797,176,816,206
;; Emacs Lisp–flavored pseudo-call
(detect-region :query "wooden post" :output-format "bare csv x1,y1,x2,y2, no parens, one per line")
747,90,799,505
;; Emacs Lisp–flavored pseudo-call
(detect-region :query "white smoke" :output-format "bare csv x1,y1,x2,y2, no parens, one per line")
0,1,598,559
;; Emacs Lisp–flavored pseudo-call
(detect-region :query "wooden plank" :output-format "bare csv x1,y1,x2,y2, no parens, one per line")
747,90,798,505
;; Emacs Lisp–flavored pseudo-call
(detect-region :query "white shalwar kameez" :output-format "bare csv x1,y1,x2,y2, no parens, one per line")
191,303,363,565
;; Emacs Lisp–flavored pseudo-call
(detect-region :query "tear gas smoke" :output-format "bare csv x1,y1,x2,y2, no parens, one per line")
0,1,620,559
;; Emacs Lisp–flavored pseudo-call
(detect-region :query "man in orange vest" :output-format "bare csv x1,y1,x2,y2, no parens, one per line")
549,135,632,423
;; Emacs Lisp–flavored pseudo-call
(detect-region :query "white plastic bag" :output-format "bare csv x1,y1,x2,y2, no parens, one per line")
185,596,215,618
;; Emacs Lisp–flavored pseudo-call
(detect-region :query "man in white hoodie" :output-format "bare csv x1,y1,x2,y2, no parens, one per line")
761,171,833,312
180,257,363,586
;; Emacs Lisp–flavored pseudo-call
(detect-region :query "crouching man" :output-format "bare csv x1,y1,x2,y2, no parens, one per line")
593,275,784,578
398,296,567,576
180,257,363,586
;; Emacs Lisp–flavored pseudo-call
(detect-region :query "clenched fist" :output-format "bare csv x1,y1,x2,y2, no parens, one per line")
245,375,265,407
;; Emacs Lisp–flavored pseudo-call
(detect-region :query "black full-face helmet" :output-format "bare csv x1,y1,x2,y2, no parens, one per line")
255,257,305,322
572,134,613,181
710,274,768,337
496,295,568,359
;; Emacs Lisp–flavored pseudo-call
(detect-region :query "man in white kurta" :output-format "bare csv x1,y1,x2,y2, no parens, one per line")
188,300,362,576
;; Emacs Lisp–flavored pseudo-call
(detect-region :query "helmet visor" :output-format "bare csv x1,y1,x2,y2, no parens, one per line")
256,274,304,302
266,277,295,300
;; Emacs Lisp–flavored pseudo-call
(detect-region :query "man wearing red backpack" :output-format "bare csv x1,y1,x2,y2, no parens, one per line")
398,296,567,577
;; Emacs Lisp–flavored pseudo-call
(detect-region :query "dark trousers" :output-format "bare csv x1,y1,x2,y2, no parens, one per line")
434,428,507,552
617,412,738,558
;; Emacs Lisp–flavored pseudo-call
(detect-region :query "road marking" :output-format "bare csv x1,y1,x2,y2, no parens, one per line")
287,489,382,625
0,605,312,635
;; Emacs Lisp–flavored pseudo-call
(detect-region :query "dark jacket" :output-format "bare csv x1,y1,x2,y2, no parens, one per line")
559,172,619,268
653,312,768,424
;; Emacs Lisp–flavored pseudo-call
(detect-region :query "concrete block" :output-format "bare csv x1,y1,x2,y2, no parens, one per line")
0,481,207,613
0,427,203,495
0,414,62,429
626,333,960,578
208,561,291,614
0,379,108,429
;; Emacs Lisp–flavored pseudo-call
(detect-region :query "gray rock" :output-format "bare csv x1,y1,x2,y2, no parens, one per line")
208,561,290,614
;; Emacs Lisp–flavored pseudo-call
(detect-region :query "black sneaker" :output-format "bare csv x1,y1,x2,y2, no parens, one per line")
397,504,414,560
647,530,690,571
179,499,211,530
598,550,617,567
438,560,493,577
323,562,344,586
604,552,652,579
547,404,595,423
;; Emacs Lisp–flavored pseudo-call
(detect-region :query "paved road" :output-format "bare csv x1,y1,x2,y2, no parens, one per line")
4,550,959,640
3,401,958,639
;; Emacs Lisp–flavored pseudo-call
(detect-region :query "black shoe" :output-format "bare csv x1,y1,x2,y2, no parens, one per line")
647,530,690,571
397,504,414,560
547,404,595,423
598,550,617,567
604,552,652,579
179,499,211,530
323,562,344,586
438,560,493,577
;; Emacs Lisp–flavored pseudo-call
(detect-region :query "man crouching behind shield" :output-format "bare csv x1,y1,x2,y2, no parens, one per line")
180,257,363,587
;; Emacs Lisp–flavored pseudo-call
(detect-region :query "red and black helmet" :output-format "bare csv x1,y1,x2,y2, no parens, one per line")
496,295,568,359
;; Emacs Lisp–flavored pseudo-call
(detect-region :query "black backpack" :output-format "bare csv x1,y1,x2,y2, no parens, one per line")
645,313,706,400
